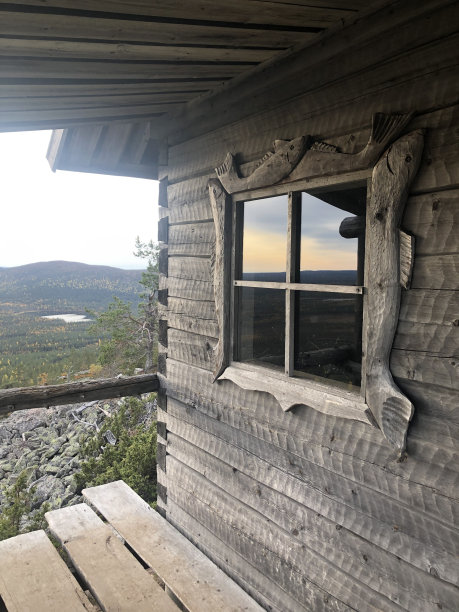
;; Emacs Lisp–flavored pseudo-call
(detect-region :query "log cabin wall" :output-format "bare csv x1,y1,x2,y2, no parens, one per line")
157,2,459,610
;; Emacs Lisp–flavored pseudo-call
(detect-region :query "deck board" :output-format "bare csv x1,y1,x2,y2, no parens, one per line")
83,480,263,612
0,530,95,612
46,503,179,612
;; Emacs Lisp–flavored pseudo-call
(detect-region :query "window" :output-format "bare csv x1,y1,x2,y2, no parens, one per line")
233,185,366,391
208,120,424,453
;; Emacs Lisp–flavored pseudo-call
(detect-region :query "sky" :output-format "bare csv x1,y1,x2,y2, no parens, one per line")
243,194,358,273
0,130,158,270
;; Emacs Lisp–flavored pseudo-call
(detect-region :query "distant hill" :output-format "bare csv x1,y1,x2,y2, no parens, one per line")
0,261,144,314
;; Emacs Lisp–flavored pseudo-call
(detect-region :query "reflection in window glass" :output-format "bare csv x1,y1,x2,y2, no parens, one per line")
295,291,362,388
239,287,285,368
242,195,288,282
301,192,359,285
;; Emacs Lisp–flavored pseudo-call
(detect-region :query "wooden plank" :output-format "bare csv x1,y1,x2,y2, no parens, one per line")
0,58,248,81
398,379,459,425
0,530,95,612
165,360,459,520
166,499,302,612
165,356,459,478
0,0,355,27
167,312,219,338
0,37,275,64
46,504,178,612
393,319,458,356
166,458,404,612
391,350,458,390
168,197,212,223
0,12,315,48
166,434,457,612
165,0,459,145
0,91,198,113
234,279,363,294
167,276,214,301
168,256,212,282
0,373,158,415
169,221,215,256
164,393,459,585
168,328,216,369
165,397,459,543
168,296,216,321
82,480,265,612
411,254,459,290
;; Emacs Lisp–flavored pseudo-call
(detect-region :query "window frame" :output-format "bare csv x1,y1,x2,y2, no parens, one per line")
231,183,367,391
208,119,424,453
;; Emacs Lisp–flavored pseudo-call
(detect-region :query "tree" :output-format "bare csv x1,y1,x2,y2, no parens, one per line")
89,238,159,375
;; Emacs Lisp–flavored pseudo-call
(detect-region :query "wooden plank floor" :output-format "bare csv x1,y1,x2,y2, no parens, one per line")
46,503,179,612
0,480,262,612
83,480,264,612
0,530,95,612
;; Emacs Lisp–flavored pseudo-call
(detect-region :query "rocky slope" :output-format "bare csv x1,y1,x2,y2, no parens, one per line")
0,399,124,527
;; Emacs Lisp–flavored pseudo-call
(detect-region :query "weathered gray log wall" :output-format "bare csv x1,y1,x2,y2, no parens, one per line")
157,2,459,610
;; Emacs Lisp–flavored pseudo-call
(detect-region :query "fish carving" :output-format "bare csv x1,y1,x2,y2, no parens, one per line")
365,129,424,453
215,113,413,194
215,136,306,193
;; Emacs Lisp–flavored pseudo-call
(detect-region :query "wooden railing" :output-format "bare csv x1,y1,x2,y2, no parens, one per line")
0,374,159,416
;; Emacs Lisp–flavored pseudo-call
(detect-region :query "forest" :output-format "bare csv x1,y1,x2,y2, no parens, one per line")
0,261,143,388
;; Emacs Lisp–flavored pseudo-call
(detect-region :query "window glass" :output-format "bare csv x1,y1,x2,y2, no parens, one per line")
295,291,362,388
238,287,285,368
242,195,288,282
300,191,359,285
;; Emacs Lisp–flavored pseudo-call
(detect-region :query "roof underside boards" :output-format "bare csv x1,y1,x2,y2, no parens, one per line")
0,0,366,133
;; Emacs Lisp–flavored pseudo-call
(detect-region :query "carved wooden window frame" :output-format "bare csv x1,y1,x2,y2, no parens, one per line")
208,114,424,454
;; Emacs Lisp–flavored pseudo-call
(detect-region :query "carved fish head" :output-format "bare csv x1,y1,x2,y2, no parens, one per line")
273,136,306,156
384,129,424,185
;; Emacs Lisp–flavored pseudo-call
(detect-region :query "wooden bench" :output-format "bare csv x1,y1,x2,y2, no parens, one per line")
0,480,263,612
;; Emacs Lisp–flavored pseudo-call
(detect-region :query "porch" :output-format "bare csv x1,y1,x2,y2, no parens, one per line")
0,480,262,612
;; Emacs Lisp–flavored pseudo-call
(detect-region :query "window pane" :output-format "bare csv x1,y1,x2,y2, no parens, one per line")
295,291,362,388
238,287,285,368
242,195,288,282
300,191,361,286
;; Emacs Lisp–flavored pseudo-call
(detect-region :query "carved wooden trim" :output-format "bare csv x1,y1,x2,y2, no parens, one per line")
215,113,412,195
209,113,424,453
208,178,232,380
220,362,370,424
365,129,424,452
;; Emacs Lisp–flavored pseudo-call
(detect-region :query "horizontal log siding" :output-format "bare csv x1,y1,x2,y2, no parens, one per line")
160,5,459,609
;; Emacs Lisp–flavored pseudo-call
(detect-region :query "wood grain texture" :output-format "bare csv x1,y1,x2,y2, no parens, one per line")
167,296,216,321
168,222,214,256
166,431,456,612
0,530,95,612
1,0,356,27
82,480,264,612
166,357,459,488
0,373,158,415
164,394,459,586
46,503,178,612
168,256,212,282
166,2,459,146
165,398,459,547
166,462,357,612
166,499,305,612
365,130,424,453
208,179,232,379
168,328,216,370
167,276,213,301
0,11,313,50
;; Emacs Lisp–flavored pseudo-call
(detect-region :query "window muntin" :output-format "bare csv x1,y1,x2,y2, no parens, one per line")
234,185,365,390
